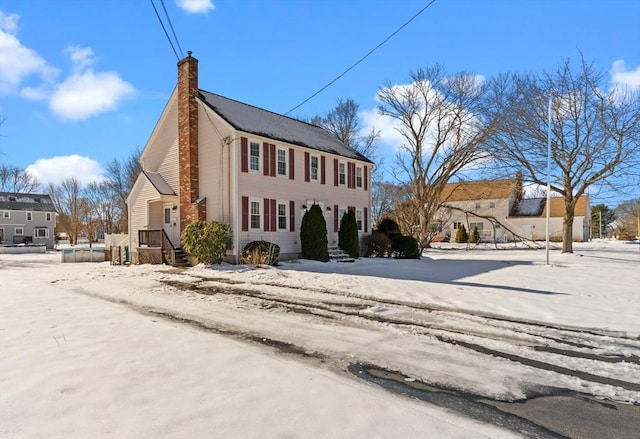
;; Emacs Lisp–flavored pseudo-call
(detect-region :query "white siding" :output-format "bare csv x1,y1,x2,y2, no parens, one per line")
140,92,178,172
198,104,233,224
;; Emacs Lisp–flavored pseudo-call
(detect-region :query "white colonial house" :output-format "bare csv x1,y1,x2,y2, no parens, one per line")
434,175,590,243
0,192,57,249
127,53,372,265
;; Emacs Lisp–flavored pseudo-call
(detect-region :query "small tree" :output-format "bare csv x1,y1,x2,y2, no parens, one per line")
470,225,480,243
455,224,468,243
300,204,329,261
339,210,360,258
181,220,232,264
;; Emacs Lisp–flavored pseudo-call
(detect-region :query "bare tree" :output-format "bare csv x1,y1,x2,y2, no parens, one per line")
614,199,640,239
85,181,119,236
48,177,84,245
371,182,405,227
105,148,142,232
377,65,497,249
489,58,640,252
0,164,41,193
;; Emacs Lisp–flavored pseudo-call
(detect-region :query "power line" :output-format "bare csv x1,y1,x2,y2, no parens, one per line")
284,0,438,116
150,0,180,61
160,0,184,59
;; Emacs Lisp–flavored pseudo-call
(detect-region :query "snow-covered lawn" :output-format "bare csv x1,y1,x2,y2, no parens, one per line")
1,240,638,438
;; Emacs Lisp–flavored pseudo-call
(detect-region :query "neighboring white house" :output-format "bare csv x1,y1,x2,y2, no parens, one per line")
434,175,590,242
0,192,57,249
127,53,372,265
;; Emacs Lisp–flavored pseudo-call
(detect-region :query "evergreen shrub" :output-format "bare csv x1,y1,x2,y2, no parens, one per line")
455,224,468,243
300,204,329,262
338,210,360,258
391,234,420,259
470,225,481,243
181,220,232,264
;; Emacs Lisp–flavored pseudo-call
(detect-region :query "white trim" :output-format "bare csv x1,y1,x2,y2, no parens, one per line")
2,211,9,218
232,137,240,262
15,227,24,235
45,212,52,221
34,227,49,238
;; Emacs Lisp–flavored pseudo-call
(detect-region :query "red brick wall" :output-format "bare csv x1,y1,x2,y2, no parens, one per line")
177,52,205,235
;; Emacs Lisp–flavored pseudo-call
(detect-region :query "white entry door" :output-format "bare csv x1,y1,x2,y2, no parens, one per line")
163,203,178,245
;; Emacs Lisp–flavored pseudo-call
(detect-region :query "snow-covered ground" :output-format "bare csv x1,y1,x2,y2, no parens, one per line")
1,240,638,438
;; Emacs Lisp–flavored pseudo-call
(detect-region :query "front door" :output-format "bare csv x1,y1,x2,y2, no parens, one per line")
163,204,178,246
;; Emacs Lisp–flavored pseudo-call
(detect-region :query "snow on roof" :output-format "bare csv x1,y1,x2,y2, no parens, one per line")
198,90,372,163
0,192,56,212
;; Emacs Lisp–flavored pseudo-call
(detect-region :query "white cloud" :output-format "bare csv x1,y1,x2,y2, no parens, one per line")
360,107,405,150
66,46,95,71
26,155,105,187
0,10,58,94
610,60,640,90
49,69,135,121
176,0,214,14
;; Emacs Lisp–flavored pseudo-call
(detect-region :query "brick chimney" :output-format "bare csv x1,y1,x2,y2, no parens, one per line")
178,51,206,235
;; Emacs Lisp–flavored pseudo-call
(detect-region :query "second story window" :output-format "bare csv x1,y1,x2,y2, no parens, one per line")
310,156,319,181
2,211,9,218
338,162,346,186
277,148,287,176
46,212,52,221
26,212,32,221
250,141,260,172
356,167,363,188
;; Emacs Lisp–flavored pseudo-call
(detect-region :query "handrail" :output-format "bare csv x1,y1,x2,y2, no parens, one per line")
161,229,176,266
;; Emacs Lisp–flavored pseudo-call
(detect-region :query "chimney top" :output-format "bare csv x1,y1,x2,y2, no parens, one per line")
187,50,192,57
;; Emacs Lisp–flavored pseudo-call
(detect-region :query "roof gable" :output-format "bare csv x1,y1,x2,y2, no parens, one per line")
198,90,372,163
0,192,56,212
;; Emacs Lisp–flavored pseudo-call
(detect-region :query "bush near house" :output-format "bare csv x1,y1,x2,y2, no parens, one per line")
339,210,360,258
362,232,392,257
375,217,401,236
241,240,280,266
470,225,480,244
390,234,420,259
300,204,329,262
455,224,469,243
181,220,232,264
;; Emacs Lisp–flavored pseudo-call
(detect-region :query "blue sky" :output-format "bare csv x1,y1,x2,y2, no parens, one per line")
0,0,639,204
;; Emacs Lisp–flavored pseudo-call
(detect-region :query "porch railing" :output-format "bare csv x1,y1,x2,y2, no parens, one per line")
138,229,177,265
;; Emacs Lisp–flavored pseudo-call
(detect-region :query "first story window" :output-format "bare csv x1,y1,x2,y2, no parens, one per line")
277,202,288,230
356,209,363,231
46,212,52,221
469,222,484,233
26,212,32,221
15,227,24,235
250,141,260,171
34,228,49,238
453,222,462,230
250,200,261,229
310,156,319,181
277,148,287,176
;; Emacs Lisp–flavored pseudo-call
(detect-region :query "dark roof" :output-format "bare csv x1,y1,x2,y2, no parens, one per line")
143,171,176,195
198,90,373,163
0,192,56,212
